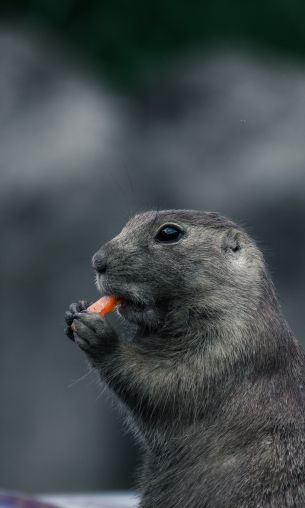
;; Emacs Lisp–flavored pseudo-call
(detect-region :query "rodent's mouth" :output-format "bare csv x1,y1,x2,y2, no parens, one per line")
119,297,147,311
96,274,154,307
96,275,160,329
114,292,151,316
117,296,148,321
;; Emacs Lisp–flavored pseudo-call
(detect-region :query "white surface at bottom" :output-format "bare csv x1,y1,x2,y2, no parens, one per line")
40,492,139,508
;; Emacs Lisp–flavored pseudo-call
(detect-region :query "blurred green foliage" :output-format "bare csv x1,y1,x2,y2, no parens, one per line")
1,0,305,86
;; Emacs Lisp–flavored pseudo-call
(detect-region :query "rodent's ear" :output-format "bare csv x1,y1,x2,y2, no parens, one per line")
221,229,242,254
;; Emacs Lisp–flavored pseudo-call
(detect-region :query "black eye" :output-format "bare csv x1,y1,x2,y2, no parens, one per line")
155,224,184,243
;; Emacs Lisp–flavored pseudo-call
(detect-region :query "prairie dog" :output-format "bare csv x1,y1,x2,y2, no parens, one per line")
65,210,305,508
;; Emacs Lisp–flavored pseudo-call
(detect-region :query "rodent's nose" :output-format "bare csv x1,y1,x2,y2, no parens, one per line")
92,250,108,274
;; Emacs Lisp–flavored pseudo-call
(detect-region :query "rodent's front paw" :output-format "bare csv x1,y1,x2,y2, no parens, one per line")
71,312,116,358
64,300,90,341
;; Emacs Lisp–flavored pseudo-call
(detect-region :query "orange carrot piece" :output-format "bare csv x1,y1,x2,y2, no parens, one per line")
87,295,120,316
71,296,119,332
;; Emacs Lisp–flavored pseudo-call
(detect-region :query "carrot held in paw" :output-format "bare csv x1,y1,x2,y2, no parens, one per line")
87,295,120,316
71,296,120,332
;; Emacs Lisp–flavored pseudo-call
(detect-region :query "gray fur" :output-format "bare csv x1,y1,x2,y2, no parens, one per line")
65,210,305,507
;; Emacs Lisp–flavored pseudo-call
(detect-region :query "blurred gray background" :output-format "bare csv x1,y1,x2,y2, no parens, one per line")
1,0,305,495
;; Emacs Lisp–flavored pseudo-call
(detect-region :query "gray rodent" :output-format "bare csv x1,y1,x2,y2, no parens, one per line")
65,210,305,508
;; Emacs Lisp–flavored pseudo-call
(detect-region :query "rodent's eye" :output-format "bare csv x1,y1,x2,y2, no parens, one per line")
155,224,184,243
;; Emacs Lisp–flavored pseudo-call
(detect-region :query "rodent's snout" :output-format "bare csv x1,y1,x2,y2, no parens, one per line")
92,249,107,274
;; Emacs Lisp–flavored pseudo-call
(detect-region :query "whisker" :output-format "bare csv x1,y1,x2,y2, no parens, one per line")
67,367,95,389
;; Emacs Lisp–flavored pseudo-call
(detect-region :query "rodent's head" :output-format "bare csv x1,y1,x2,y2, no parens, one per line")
92,210,267,336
